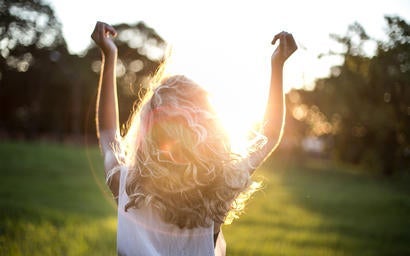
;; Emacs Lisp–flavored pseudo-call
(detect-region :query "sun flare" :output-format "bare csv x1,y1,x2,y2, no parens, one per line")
208,90,266,156
164,46,270,156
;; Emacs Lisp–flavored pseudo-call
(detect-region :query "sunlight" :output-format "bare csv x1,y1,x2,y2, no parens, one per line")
208,89,266,156
164,46,269,156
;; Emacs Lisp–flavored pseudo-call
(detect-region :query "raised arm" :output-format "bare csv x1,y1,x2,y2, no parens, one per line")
91,21,120,197
246,32,297,171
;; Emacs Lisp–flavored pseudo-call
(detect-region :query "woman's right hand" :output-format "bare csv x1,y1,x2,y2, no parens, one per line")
271,31,297,67
91,21,118,56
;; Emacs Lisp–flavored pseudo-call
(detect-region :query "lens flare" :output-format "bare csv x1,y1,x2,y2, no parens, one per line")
208,92,265,156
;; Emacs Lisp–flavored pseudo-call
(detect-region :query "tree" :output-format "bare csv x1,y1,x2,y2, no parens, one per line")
286,16,409,174
0,1,167,142
370,16,410,174
0,0,67,138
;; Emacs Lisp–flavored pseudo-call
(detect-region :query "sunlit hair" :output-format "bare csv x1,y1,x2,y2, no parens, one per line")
115,75,261,229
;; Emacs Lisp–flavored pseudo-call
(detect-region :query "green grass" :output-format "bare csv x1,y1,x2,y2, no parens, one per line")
0,142,409,255
224,158,410,255
0,142,117,256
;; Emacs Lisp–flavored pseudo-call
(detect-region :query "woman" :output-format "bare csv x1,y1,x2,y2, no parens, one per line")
91,21,297,256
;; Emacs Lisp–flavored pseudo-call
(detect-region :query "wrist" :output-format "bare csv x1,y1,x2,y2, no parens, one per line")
271,55,285,68
102,49,117,61
271,60,284,70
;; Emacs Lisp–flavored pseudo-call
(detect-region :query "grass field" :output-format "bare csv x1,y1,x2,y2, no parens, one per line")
0,142,409,255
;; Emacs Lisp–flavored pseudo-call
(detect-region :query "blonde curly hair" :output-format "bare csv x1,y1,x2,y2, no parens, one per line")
118,75,261,229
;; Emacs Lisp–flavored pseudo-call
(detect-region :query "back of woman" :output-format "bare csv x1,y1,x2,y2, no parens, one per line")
91,21,297,255
116,166,215,256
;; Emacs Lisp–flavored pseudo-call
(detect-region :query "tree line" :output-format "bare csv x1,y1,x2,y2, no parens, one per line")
284,17,409,175
0,0,166,142
0,0,408,174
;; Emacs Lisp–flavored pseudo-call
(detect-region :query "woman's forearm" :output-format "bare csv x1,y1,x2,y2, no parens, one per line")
96,51,120,137
263,62,285,151
246,63,285,169
91,21,120,139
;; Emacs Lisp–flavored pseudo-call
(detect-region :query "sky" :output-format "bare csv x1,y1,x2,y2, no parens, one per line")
44,0,410,149
45,0,410,87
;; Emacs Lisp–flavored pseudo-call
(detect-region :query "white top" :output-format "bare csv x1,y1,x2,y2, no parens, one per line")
100,130,227,255
116,166,217,256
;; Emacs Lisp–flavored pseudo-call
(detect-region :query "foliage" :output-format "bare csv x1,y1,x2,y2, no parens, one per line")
286,16,410,175
0,0,65,56
0,0,66,138
0,0,166,141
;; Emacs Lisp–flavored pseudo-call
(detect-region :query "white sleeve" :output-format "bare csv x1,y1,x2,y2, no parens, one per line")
98,129,120,175
236,133,272,174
